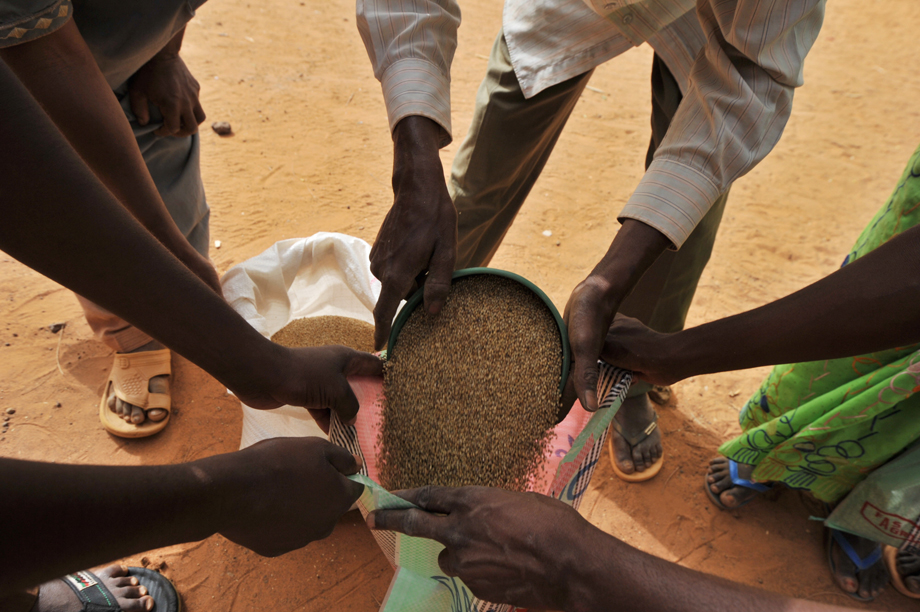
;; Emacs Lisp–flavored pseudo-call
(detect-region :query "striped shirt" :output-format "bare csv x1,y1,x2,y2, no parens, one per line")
357,0,826,247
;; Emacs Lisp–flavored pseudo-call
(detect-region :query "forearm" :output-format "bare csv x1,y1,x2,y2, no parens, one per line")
565,524,841,612
0,20,193,255
663,226,920,379
588,219,673,305
0,458,218,595
0,61,278,396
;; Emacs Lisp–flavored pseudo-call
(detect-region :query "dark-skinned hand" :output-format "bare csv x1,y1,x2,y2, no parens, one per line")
564,219,672,411
563,274,620,412
211,437,364,556
367,485,590,610
128,54,206,138
233,345,383,433
370,116,457,349
600,314,681,386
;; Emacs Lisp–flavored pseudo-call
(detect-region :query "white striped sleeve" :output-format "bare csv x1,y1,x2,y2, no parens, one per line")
620,0,826,248
356,0,461,147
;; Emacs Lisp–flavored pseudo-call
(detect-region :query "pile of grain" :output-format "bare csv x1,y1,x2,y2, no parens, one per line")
271,315,375,352
379,275,562,492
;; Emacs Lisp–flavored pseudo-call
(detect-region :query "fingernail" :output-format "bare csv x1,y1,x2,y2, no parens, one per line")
130,578,138,585
366,513,376,529
139,586,147,595
146,598,155,610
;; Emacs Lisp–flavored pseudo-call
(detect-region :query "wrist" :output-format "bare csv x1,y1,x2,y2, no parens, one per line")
590,219,672,301
224,335,290,402
393,116,443,175
559,522,619,612
188,451,255,538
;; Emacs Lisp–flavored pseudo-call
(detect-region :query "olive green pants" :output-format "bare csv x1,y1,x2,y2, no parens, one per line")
449,33,728,395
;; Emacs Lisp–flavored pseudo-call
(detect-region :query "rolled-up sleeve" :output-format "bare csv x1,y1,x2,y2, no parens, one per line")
620,0,826,248
0,0,71,49
356,0,461,147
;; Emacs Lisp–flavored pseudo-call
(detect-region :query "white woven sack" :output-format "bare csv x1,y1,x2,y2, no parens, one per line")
220,233,380,449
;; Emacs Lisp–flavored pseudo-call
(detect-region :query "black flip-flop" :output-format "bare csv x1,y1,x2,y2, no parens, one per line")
62,567,181,612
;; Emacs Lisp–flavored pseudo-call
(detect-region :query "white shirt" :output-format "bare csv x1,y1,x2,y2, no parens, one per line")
356,0,826,248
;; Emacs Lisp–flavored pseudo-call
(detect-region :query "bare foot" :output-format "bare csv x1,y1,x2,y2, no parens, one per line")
611,393,662,474
897,549,920,595
829,531,888,600
33,565,153,612
706,457,763,508
106,340,169,425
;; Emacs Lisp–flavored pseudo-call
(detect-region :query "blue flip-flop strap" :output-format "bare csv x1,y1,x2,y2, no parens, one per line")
728,459,772,492
832,529,883,570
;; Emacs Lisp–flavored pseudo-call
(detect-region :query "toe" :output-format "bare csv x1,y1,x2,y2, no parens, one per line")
107,392,118,413
612,432,635,474
147,408,167,422
830,543,859,594
631,443,647,472
129,404,146,424
110,576,139,588
120,595,154,612
113,585,148,600
709,472,733,494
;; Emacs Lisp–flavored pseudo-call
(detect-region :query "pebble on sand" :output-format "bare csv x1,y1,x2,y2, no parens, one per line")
211,121,233,136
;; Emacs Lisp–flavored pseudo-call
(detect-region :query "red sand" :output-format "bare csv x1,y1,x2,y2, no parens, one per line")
1,0,918,609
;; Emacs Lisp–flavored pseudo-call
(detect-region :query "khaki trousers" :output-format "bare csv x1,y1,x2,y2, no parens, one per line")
449,33,729,395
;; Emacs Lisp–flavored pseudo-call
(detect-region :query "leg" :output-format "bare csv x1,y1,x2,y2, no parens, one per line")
611,54,729,475
450,32,593,269
81,85,210,431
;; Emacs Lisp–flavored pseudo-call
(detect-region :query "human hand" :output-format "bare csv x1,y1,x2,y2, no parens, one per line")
563,275,621,412
128,54,205,138
367,486,591,610
564,220,672,411
234,345,383,432
370,116,457,350
600,314,684,386
209,437,364,556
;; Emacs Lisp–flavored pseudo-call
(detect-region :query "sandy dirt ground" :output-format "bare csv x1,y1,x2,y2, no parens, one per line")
2,0,920,610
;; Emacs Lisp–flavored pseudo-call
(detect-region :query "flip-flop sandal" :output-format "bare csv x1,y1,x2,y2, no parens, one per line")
62,567,181,611
883,545,920,599
826,528,884,601
607,409,664,482
704,458,772,511
98,348,172,438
